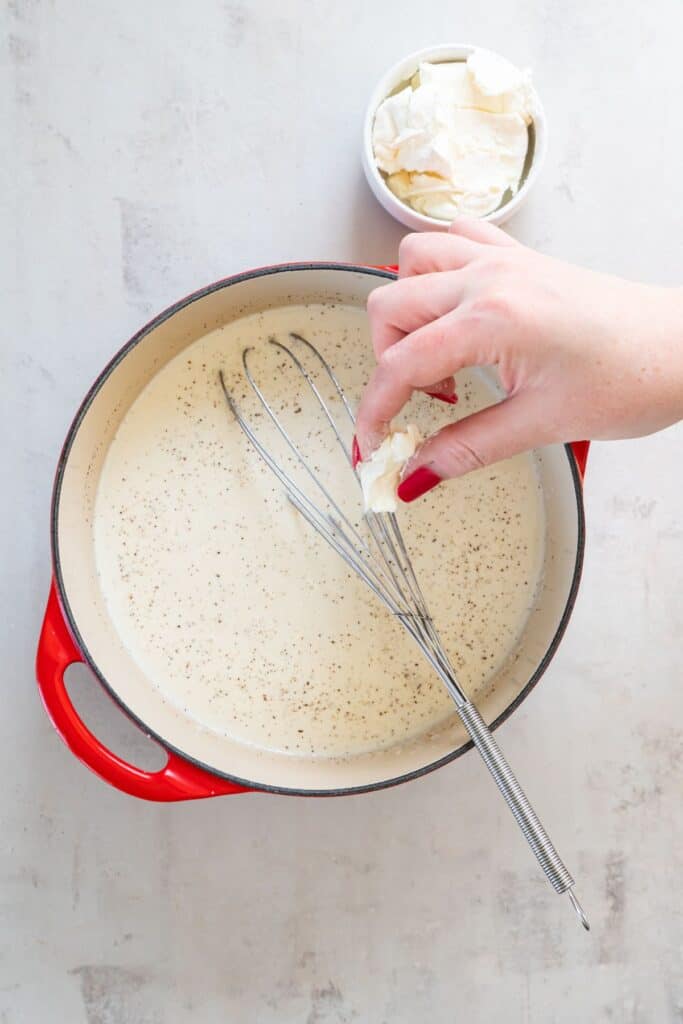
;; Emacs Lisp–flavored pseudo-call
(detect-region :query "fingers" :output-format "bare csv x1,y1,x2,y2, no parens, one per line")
367,270,469,411
360,220,522,460
448,215,519,247
380,308,490,391
369,225,514,375
397,392,547,502
355,372,413,456
366,271,467,361
355,308,486,457
396,219,517,281
398,232,483,278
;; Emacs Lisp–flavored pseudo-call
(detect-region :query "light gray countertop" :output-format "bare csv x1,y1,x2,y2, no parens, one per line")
3,1,683,1020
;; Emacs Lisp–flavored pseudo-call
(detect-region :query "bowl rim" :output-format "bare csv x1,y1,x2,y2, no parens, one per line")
362,42,548,230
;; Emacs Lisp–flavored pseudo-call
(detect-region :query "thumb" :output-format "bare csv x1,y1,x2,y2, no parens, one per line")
397,392,546,503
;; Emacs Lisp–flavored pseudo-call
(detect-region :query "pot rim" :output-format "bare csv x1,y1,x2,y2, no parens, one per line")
51,261,585,797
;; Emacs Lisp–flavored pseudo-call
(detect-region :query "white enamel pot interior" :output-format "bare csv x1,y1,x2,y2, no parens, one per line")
51,263,585,795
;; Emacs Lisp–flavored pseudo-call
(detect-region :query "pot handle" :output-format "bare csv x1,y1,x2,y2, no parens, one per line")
36,581,250,801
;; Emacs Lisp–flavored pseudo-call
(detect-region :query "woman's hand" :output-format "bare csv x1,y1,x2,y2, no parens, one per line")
355,217,683,501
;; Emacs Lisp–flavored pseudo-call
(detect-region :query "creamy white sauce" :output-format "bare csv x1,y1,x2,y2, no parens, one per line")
94,303,545,759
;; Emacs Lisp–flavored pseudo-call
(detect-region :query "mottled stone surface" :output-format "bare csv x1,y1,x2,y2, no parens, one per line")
2,0,682,1020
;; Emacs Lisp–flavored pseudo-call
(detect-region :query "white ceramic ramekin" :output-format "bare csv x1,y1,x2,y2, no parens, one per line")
362,43,547,231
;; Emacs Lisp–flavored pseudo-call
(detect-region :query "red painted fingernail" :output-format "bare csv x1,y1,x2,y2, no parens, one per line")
426,390,458,405
351,436,362,468
397,466,442,503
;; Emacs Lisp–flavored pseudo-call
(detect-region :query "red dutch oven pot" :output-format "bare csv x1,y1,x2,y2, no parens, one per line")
36,263,588,801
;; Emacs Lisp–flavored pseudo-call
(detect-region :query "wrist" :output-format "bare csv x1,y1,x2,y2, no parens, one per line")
640,285,683,431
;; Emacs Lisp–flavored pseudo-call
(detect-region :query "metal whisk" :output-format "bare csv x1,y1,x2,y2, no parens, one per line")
220,332,589,931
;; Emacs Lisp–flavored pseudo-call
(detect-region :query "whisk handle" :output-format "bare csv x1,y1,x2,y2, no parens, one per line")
458,701,574,895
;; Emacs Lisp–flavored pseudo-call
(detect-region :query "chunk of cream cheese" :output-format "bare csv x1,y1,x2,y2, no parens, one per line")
372,49,536,219
358,424,422,513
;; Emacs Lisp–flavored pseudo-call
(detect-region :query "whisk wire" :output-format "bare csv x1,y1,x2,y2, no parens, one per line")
248,340,442,628
276,336,454,676
219,332,588,931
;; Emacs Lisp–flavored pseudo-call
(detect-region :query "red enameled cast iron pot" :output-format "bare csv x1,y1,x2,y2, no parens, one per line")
36,263,589,801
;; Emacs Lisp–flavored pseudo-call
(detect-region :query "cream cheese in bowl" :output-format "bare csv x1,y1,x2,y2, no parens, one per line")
363,44,546,229
374,51,536,218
